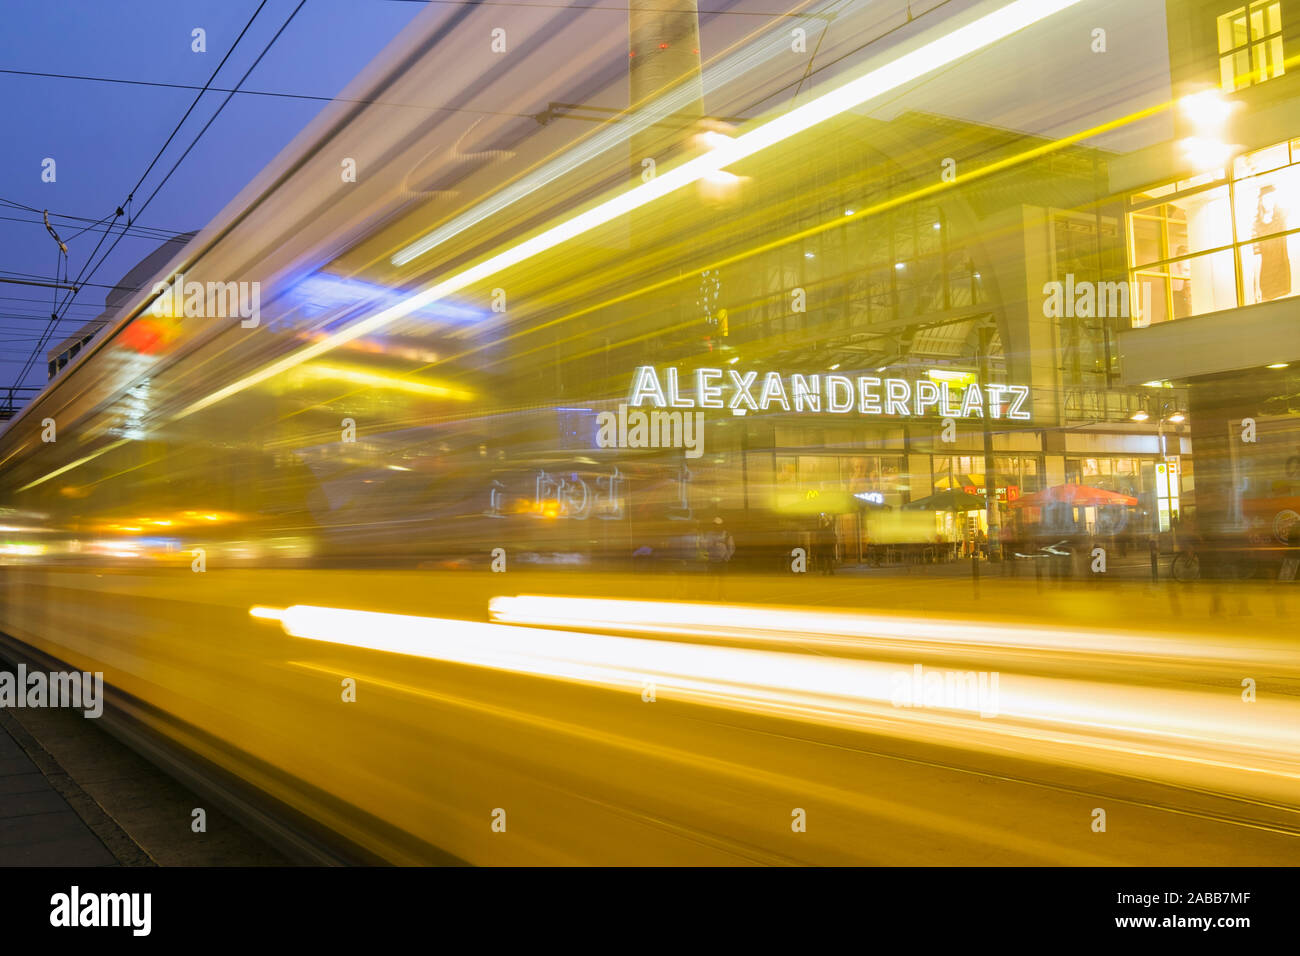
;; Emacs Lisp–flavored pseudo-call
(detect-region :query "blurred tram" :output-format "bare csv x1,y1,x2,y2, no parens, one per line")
1,0,1298,864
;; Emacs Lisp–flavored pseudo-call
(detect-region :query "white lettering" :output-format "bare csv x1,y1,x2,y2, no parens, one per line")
884,379,911,416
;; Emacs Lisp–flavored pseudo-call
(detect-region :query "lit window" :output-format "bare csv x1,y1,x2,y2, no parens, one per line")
1218,2,1284,91
1127,137,1300,325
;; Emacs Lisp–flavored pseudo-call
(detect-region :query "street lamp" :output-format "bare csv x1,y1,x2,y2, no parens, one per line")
1151,400,1185,457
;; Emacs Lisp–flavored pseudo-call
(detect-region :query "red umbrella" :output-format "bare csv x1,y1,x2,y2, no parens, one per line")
1010,483,1138,508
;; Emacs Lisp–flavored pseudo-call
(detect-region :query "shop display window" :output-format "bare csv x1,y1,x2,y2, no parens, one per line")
1127,137,1300,324
1218,2,1284,91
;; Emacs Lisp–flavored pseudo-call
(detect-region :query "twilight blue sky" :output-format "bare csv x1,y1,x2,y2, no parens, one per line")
0,0,425,391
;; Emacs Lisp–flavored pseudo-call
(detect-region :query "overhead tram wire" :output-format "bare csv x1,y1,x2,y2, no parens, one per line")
0,0,835,125
0,310,108,321
0,68,535,121
1,196,187,236
61,210,119,243
0,269,144,294
13,234,74,396
112,1,275,220
50,0,309,333
0,198,77,401
34,0,274,368
0,213,191,244
0,197,42,213
8,229,70,404
0,293,109,311
114,0,313,236
9,2,307,413
2,2,273,410
0,199,190,243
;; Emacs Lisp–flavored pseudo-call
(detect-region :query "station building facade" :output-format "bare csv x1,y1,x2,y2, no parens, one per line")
1113,0,1300,557
574,107,1191,561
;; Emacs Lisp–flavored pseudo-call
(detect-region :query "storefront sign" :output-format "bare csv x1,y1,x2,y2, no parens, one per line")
963,484,1021,502
627,366,1030,420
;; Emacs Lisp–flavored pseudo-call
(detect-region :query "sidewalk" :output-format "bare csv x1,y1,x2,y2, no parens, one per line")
0,710,120,866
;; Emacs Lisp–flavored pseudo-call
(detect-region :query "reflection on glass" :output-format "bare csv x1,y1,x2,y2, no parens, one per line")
1128,137,1300,320
1184,249,1236,317
1253,190,1292,301
1218,1,1284,91
1233,142,1289,179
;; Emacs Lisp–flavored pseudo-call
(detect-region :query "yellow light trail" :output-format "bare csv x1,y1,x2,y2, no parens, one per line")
289,365,475,400
250,602,1300,795
172,0,1083,420
485,595,1293,668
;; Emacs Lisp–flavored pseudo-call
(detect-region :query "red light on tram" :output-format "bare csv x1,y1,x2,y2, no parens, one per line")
119,317,177,354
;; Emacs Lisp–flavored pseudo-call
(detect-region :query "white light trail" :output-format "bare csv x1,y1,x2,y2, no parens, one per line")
178,0,1082,420
486,594,1296,670
250,602,1300,790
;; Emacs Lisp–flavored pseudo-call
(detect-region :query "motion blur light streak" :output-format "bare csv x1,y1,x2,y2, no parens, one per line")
283,657,1115,866
391,0,862,268
179,0,1083,423
252,602,1300,804
486,595,1299,670
4,0,1300,874
287,365,475,400
16,438,130,493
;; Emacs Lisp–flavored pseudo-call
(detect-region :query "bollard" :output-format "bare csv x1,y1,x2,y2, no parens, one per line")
1149,538,1159,583
971,553,979,596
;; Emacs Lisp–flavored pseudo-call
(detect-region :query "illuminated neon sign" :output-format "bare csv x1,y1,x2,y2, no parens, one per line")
627,366,1031,420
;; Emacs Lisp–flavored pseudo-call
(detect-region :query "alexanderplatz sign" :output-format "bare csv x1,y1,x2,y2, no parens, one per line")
626,366,1031,420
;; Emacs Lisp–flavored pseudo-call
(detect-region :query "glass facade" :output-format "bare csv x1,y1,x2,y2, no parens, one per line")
1218,1,1285,91
1128,138,1300,324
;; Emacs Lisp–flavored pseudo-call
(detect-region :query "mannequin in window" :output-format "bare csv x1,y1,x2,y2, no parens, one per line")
1171,245,1191,318
1253,184,1292,301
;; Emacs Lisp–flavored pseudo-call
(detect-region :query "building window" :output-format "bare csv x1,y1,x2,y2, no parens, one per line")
772,453,905,504
1065,457,1146,495
934,455,1042,500
1064,456,1156,534
829,201,981,331
1218,2,1284,91
1127,137,1300,323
